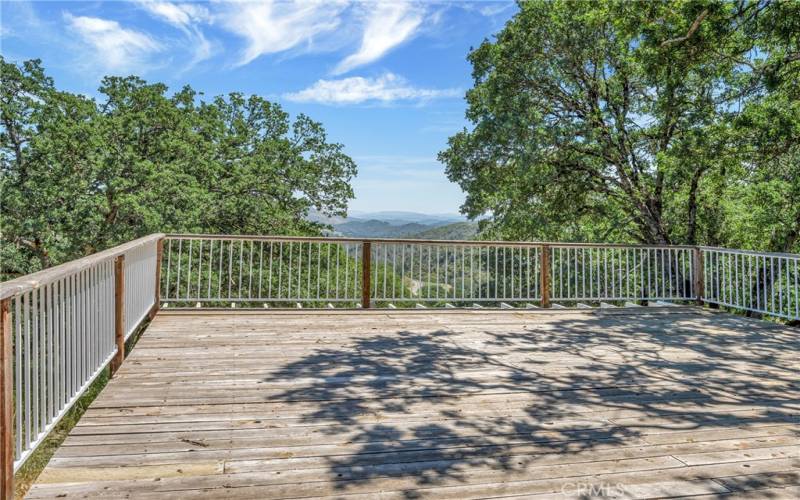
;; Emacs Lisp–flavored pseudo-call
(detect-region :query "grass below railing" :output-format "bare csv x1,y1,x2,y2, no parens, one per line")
13,369,109,498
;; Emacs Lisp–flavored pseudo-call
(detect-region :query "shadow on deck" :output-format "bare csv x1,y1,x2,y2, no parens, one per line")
27,308,800,499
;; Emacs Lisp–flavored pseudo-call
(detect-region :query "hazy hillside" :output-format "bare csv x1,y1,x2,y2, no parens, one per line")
347,211,465,225
405,222,479,240
333,219,434,238
310,210,473,238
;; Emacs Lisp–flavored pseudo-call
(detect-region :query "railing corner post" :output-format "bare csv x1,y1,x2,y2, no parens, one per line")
693,247,704,306
149,237,164,320
361,241,372,309
540,245,551,308
1,298,13,499
111,255,125,376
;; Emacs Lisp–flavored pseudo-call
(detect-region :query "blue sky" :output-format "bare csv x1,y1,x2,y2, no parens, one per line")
1,1,517,215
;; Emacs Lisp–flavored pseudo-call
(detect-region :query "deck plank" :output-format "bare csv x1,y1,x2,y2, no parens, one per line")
27,308,800,499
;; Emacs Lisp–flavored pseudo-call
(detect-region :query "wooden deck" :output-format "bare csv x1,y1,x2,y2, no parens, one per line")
27,308,800,499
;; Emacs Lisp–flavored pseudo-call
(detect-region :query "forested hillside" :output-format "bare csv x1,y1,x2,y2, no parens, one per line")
331,219,433,238
441,0,800,252
405,222,479,240
0,58,357,279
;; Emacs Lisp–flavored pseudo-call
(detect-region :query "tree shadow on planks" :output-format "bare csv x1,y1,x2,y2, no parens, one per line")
262,311,800,497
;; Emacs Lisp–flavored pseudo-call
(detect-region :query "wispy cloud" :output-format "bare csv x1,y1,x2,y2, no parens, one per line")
136,0,213,67
64,13,162,72
333,2,424,75
283,73,460,105
136,0,209,28
216,0,348,67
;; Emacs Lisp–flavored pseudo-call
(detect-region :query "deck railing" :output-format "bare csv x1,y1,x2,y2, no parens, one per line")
702,247,800,321
160,236,704,308
1,232,798,496
0,234,163,496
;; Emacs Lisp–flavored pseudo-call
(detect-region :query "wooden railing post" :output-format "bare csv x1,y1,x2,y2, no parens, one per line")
149,238,163,320
361,241,371,309
111,255,125,376
693,247,704,306
1,299,13,499
540,245,551,308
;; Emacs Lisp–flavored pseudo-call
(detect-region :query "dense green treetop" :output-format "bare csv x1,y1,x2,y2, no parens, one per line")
1,58,357,277
440,0,799,250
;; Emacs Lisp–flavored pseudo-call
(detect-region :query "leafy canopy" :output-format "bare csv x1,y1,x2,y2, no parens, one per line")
440,0,799,249
1,58,357,277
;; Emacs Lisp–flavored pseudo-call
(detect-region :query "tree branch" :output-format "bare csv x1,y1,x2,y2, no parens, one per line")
661,9,709,47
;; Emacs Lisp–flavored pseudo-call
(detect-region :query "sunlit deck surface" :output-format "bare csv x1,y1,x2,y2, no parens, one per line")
28,308,800,499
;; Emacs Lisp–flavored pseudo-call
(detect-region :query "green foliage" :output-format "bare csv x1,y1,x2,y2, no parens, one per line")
440,0,800,251
1,58,357,278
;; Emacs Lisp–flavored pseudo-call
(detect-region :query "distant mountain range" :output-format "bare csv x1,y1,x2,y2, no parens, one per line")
307,210,478,240
347,211,466,225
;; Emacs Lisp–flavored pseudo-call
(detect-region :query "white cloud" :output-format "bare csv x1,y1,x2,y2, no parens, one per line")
216,0,348,66
136,1,209,28
136,1,213,67
283,73,460,105
64,13,162,72
333,2,423,75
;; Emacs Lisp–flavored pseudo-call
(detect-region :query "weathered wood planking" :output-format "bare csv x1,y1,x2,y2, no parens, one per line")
27,308,800,499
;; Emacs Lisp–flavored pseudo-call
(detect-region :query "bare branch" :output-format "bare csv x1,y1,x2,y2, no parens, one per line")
661,9,709,47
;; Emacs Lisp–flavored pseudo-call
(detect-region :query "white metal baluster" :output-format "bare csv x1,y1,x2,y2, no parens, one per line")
266,242,273,300
197,240,204,300
237,240,244,299
442,246,449,300
384,244,390,300
304,242,311,300
769,257,775,313
399,244,405,300
24,291,31,451
314,242,321,302
287,242,294,299
14,296,22,458
588,248,594,299
353,243,360,302
175,240,183,299
248,241,255,299
226,241,233,299
47,283,54,424
185,239,193,299
746,254,751,310
602,249,607,299
780,258,785,316
795,259,799,319
618,248,624,299
218,240,224,300
326,243,332,300
207,240,214,300
33,286,42,442
572,248,577,300
427,246,432,300
335,243,341,300
164,240,172,300
254,241,261,299
371,244,377,299
66,276,73,411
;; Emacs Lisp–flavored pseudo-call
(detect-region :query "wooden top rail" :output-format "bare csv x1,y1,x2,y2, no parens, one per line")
166,233,699,250
0,234,165,300
700,246,800,259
